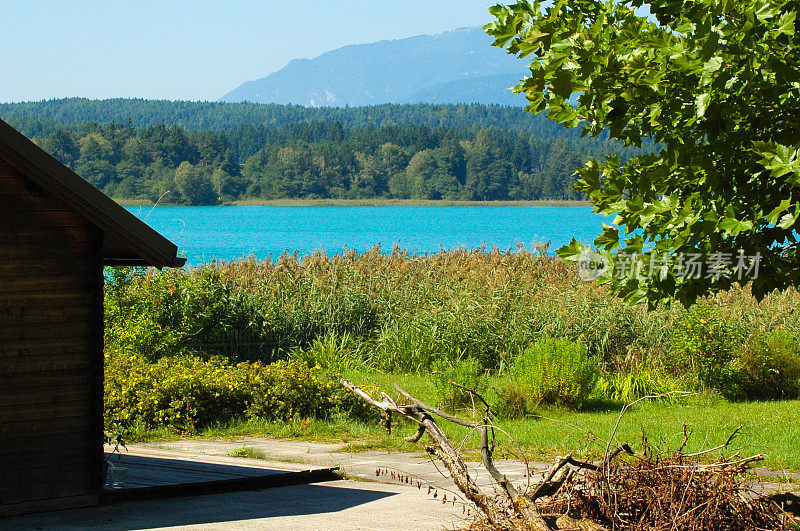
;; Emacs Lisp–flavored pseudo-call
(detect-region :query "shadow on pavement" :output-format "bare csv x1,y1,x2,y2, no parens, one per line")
3,483,398,530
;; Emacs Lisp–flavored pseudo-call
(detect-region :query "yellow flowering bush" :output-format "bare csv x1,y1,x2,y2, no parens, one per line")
104,353,375,433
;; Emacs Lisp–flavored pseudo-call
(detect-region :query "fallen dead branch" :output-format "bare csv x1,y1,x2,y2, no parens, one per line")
341,378,531,529
340,378,793,530
342,377,597,530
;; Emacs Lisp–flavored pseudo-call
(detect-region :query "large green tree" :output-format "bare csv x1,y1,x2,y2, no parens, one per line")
487,0,800,306
174,161,218,206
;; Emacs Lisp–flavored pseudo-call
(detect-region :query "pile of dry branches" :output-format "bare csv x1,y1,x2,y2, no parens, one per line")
340,379,795,530
542,438,785,529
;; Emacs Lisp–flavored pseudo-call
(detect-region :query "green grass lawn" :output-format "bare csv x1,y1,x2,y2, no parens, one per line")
129,370,800,471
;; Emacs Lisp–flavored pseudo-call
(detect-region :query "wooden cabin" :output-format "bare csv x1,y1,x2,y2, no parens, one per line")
0,119,184,517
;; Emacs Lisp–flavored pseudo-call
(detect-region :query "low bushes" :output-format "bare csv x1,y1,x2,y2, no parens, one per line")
104,353,376,434
668,306,800,400
493,385,530,418
431,357,487,412
105,267,271,362
102,249,800,435
511,338,599,408
669,304,743,398
738,330,800,400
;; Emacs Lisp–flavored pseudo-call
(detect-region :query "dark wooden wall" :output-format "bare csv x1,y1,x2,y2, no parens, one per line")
0,159,104,517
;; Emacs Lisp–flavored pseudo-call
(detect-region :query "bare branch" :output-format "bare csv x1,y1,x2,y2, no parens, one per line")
341,378,537,529
682,426,743,458
341,378,395,412
392,383,479,428
405,424,426,443
479,420,520,502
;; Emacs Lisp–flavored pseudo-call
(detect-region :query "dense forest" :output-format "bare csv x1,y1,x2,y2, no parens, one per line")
0,98,587,137
1,99,640,204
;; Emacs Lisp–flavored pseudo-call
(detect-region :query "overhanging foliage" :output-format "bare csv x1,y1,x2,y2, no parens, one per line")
487,0,800,305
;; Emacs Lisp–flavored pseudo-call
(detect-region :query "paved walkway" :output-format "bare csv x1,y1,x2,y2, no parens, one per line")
3,479,472,530
139,437,800,495
5,437,797,530
138,438,547,493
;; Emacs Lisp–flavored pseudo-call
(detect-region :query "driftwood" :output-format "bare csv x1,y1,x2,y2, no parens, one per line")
341,378,532,529
340,378,607,530
341,379,789,531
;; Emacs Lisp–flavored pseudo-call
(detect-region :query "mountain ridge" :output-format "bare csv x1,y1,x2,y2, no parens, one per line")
220,27,528,107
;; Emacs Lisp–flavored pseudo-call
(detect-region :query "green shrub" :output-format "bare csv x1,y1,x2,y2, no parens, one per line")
289,331,367,373
492,385,529,419
105,267,271,362
431,357,487,412
738,331,800,400
669,304,743,398
512,338,598,408
104,353,376,433
595,364,690,404
104,353,250,432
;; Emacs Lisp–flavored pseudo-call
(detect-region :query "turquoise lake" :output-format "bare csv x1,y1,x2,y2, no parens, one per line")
124,206,612,265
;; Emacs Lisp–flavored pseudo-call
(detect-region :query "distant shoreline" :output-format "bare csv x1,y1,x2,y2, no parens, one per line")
115,198,591,207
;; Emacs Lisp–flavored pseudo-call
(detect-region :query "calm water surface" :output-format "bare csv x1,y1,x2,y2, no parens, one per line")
124,206,612,265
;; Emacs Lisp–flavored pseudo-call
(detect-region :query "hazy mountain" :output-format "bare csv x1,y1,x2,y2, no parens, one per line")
220,27,528,107
400,73,528,106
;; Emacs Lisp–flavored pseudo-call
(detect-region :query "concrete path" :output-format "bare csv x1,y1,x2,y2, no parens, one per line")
138,437,800,495
138,438,546,493
5,437,797,530
141,438,550,489
2,479,472,530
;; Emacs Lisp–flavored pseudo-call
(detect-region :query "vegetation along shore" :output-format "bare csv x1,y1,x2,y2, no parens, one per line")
1,99,643,205
104,247,800,470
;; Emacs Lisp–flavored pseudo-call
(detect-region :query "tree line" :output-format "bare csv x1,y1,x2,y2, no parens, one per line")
26,119,634,204
1,98,593,140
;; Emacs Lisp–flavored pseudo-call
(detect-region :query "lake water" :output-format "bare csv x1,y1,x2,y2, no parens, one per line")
124,206,611,265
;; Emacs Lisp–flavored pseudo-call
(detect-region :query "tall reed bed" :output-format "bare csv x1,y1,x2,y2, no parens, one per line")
106,245,800,375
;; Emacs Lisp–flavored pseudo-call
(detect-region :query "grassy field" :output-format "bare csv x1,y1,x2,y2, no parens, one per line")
125,369,800,471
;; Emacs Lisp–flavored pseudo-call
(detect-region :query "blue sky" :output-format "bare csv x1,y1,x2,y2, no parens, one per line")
0,1,497,103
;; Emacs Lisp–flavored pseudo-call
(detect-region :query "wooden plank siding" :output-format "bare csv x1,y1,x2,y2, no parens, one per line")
0,160,104,517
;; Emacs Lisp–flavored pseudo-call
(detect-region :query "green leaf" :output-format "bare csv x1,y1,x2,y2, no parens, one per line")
556,239,586,262
551,70,573,99
695,92,711,118
778,207,799,229
595,224,620,250
719,216,754,236
703,57,723,74
776,10,796,35
766,199,792,224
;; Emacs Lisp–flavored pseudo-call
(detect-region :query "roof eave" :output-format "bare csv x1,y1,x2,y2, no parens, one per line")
0,119,183,268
